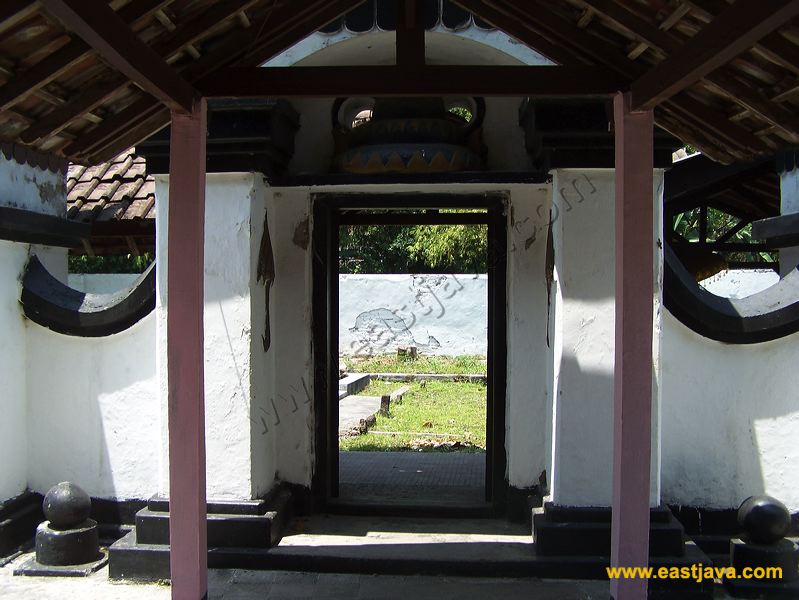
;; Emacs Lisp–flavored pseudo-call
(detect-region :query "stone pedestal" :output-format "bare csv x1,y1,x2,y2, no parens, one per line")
14,482,108,577
724,495,799,598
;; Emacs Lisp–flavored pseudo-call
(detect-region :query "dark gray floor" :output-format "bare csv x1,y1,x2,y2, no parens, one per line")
338,451,486,506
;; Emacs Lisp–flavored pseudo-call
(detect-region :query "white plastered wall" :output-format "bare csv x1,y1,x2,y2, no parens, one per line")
0,155,67,500
25,315,159,498
0,241,29,500
549,169,663,507
155,173,274,501
660,314,799,511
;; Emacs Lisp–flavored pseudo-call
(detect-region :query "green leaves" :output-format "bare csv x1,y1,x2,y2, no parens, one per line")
340,223,487,274
68,252,153,273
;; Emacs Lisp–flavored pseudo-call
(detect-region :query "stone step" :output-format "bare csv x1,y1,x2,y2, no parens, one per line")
136,487,293,548
147,496,267,516
110,515,711,598
108,529,274,582
533,512,686,557
0,493,43,558
542,502,673,524
135,508,276,548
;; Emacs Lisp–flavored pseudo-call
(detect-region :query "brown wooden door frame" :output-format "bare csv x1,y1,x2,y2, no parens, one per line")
311,192,508,513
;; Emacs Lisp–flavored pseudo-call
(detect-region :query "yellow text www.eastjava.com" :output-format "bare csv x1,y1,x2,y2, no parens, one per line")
606,564,782,583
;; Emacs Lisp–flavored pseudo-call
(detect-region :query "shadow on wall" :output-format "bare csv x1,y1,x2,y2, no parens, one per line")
552,354,614,507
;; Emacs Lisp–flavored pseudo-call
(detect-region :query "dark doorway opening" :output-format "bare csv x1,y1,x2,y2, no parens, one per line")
312,194,508,515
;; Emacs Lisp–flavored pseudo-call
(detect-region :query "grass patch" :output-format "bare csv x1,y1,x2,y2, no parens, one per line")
343,354,486,375
340,379,486,452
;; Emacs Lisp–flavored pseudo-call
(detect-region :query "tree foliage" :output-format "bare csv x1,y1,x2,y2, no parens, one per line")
673,208,776,263
339,224,487,274
68,253,154,273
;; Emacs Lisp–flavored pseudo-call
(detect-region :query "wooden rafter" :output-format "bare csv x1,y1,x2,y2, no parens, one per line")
196,65,627,97
0,0,172,112
457,0,770,160
630,0,799,110
685,0,799,78
578,0,799,141
66,0,370,162
0,1,39,35
40,0,198,112
452,0,583,64
17,0,261,145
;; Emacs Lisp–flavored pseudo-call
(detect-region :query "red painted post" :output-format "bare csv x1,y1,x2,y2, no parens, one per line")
167,98,208,600
610,92,654,600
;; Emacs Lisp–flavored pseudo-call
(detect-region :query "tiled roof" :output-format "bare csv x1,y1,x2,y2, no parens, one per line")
2,1,799,166
66,149,155,224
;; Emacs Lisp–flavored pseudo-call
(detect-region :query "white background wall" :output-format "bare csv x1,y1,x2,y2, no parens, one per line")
339,274,487,357
68,273,139,293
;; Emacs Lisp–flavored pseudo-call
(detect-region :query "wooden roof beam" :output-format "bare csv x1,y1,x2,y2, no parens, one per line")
471,0,768,159
630,0,799,110
196,65,627,98
685,0,799,78
40,0,197,113
0,1,40,35
18,0,261,145
579,0,799,141
0,0,171,112
452,0,578,64
396,0,425,68
67,0,373,161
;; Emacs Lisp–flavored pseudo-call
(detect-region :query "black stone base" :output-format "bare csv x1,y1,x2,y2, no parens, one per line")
35,519,100,566
109,486,295,581
730,538,799,580
533,503,687,557
0,491,44,561
724,577,799,599
13,549,108,577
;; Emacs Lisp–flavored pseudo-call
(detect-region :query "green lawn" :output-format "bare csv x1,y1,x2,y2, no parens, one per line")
343,354,486,375
339,379,487,452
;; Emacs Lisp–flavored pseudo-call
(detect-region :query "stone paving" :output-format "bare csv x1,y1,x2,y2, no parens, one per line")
0,563,614,600
338,451,485,505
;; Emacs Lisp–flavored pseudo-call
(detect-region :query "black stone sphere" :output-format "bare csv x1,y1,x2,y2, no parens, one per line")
43,482,92,529
738,495,791,544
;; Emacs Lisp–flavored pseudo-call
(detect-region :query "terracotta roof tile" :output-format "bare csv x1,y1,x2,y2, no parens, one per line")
122,195,156,220
66,147,155,225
